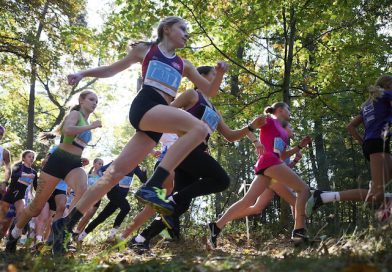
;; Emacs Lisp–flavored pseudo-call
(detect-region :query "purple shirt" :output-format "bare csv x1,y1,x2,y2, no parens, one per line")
360,90,392,140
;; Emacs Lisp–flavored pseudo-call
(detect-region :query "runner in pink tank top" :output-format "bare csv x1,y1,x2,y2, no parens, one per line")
211,102,311,246
255,116,288,174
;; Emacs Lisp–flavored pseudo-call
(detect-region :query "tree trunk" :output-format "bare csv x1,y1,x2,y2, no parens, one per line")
230,46,244,97
313,118,331,190
280,6,296,226
26,1,50,149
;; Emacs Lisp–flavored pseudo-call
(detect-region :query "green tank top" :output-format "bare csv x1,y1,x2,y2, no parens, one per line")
61,112,92,149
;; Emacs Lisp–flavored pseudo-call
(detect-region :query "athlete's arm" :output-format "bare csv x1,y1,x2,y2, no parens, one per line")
11,163,23,180
170,89,198,109
347,115,363,145
67,43,149,85
183,60,228,97
2,149,11,183
281,136,311,160
217,114,266,142
62,111,101,136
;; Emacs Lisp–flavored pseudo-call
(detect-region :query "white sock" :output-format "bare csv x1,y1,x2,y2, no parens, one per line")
36,235,43,242
11,226,23,239
78,231,87,241
135,234,145,243
320,192,340,203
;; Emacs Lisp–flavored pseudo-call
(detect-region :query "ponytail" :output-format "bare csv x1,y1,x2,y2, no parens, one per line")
39,132,58,145
264,106,274,114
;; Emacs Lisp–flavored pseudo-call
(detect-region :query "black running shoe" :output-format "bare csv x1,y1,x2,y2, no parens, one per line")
208,222,221,249
291,228,309,245
52,218,70,255
306,189,324,217
5,231,19,253
128,236,150,254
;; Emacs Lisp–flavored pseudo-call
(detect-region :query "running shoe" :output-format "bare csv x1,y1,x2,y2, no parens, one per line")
291,228,309,245
161,215,180,238
5,231,19,253
128,236,150,253
207,222,221,249
52,218,71,255
306,189,324,217
135,186,174,215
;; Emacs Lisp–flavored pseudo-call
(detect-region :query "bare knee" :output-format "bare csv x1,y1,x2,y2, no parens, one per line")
191,122,209,142
27,204,45,218
105,166,128,186
296,183,310,196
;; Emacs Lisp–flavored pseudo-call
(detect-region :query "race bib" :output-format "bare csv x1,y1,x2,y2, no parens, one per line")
119,176,133,188
144,60,182,97
201,106,221,134
273,137,285,155
362,103,375,124
19,176,33,184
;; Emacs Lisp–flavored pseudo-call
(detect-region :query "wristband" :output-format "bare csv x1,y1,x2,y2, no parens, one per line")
297,144,303,150
247,124,255,132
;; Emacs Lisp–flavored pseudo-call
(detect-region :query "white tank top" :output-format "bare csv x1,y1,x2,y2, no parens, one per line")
0,145,4,166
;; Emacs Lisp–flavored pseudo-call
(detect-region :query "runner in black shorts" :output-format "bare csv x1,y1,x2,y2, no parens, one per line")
0,150,37,240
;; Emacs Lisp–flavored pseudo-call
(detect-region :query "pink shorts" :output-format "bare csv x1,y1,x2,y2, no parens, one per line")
254,152,283,175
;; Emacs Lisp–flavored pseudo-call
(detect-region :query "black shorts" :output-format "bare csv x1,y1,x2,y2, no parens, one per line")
48,189,66,211
42,148,82,179
2,182,28,204
129,86,168,143
362,137,390,161
255,168,266,176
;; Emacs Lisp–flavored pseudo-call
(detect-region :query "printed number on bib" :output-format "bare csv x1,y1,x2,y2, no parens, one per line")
144,60,182,97
273,137,285,155
201,107,221,134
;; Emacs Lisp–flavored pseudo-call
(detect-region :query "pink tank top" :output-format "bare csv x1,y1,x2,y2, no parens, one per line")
255,116,288,173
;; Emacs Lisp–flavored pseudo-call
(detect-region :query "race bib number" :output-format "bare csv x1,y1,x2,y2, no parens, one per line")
273,137,285,155
144,60,182,97
201,106,221,134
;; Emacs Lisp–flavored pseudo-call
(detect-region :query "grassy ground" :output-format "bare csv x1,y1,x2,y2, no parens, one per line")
1,223,391,272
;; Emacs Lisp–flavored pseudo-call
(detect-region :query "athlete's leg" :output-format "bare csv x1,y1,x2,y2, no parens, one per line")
64,168,87,212
53,194,67,222
264,164,309,230
368,153,389,203
34,203,50,243
216,175,270,229
14,172,59,231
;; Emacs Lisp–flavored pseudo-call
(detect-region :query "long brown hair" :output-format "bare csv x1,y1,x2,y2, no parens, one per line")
362,75,392,107
40,90,95,143
128,16,185,49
